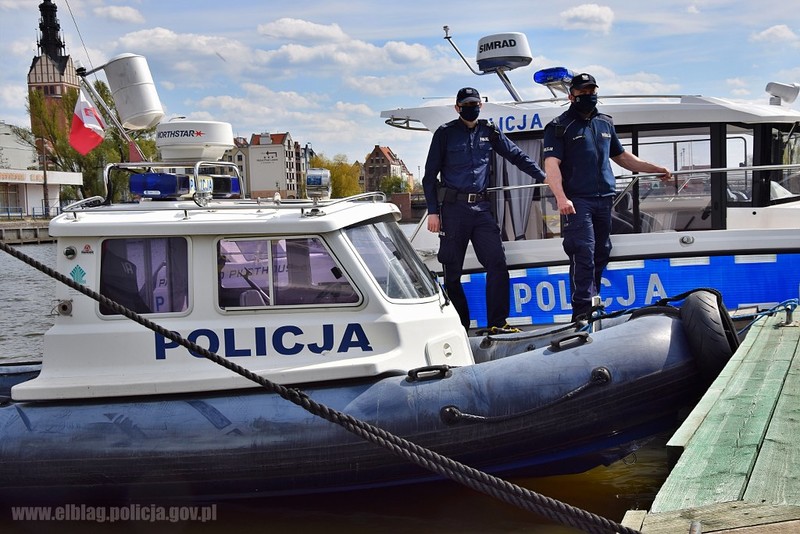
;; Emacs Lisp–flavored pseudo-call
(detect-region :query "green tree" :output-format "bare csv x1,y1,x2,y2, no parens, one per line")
310,154,361,198
378,174,410,196
13,80,158,203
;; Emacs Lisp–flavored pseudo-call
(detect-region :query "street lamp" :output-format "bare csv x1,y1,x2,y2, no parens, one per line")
38,136,50,217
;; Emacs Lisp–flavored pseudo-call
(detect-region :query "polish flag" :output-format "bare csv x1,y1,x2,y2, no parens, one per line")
69,90,106,155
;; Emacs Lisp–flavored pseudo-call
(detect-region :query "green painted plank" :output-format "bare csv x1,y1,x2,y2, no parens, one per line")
666,318,767,458
651,318,793,513
745,324,800,505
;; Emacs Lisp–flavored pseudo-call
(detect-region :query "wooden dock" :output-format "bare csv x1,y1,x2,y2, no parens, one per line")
0,220,52,244
621,310,800,533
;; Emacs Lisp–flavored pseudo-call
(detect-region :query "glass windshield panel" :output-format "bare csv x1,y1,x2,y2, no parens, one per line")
218,236,358,308
345,220,438,299
100,237,189,315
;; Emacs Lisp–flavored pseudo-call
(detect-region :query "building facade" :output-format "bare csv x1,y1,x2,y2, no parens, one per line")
224,133,314,199
363,145,414,192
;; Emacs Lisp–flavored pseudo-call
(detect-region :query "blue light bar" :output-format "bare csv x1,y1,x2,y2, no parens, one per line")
533,67,574,87
130,173,190,199
211,176,242,198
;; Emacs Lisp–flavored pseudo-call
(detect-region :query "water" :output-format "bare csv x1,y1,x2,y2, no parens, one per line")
0,243,670,532
0,242,56,362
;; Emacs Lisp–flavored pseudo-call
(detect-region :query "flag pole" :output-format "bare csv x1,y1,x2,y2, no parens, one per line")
76,68,147,163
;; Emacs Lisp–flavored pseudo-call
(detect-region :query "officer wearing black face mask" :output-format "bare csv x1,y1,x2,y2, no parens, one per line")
422,87,546,332
543,73,672,322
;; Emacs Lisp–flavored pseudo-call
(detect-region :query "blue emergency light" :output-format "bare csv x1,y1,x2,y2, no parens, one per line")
129,173,190,199
533,67,574,87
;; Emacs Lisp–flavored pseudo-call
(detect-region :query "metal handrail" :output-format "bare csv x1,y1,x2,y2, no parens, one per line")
60,190,389,217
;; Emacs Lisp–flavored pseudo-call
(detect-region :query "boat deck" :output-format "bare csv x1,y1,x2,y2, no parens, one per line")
621,311,800,533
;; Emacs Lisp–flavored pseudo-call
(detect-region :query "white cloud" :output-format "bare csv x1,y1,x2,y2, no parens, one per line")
334,101,373,116
560,4,615,35
726,78,749,88
0,84,28,109
383,41,431,64
10,38,36,57
116,27,252,60
750,24,800,46
575,67,679,95
0,0,31,10
257,18,349,43
93,6,145,25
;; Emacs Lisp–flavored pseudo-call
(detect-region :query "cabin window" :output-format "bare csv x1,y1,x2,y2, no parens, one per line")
99,237,189,316
217,236,359,309
345,220,438,299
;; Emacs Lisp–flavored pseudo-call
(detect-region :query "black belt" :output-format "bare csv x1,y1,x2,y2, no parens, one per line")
454,191,488,203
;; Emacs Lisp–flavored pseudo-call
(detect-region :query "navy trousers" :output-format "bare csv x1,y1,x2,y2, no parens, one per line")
561,196,613,320
438,201,509,329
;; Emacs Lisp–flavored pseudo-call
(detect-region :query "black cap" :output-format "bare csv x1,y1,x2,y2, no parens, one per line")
570,73,598,91
456,87,481,105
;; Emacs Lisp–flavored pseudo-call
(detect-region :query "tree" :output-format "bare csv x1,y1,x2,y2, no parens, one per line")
310,154,361,198
14,80,158,202
378,174,410,196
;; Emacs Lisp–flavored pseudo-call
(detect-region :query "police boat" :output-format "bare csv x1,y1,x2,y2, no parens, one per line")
0,154,739,501
383,29,800,328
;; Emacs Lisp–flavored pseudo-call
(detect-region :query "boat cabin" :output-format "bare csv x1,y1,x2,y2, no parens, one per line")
12,164,473,401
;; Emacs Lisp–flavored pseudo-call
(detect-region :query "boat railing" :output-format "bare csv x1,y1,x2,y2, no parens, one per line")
62,175,388,217
474,162,800,240
613,163,800,203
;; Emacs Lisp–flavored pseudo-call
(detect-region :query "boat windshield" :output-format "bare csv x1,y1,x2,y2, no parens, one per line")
345,219,438,300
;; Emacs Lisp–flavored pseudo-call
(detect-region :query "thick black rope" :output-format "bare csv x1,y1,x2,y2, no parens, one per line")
0,240,641,534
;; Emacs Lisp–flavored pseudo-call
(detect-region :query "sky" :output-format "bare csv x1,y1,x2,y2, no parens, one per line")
2,0,800,180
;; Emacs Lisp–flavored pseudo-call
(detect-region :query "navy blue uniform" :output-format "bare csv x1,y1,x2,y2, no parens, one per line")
543,107,624,320
423,118,545,329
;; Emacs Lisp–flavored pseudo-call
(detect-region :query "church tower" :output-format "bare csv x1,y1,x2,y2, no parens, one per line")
27,0,80,131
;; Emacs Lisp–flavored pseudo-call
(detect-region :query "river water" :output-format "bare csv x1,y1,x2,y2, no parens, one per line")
0,243,670,533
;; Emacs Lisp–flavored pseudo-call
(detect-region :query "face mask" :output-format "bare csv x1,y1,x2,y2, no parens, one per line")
459,105,480,122
572,94,598,114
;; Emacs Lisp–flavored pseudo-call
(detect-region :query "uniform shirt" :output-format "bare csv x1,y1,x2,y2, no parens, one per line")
542,106,624,198
422,118,545,214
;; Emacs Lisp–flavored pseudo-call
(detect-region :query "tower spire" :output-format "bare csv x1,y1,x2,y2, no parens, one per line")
37,0,66,61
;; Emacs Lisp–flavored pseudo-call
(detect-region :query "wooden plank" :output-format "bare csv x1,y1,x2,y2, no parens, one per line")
666,319,764,463
621,509,646,530
640,501,800,534
744,324,800,505
650,317,792,513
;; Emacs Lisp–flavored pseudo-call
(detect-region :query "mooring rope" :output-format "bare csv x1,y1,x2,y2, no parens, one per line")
0,240,641,534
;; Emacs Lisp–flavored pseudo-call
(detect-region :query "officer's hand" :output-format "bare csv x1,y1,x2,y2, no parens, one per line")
557,198,575,215
427,214,441,233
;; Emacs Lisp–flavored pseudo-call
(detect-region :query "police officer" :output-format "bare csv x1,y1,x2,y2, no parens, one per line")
543,73,671,321
423,87,546,331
